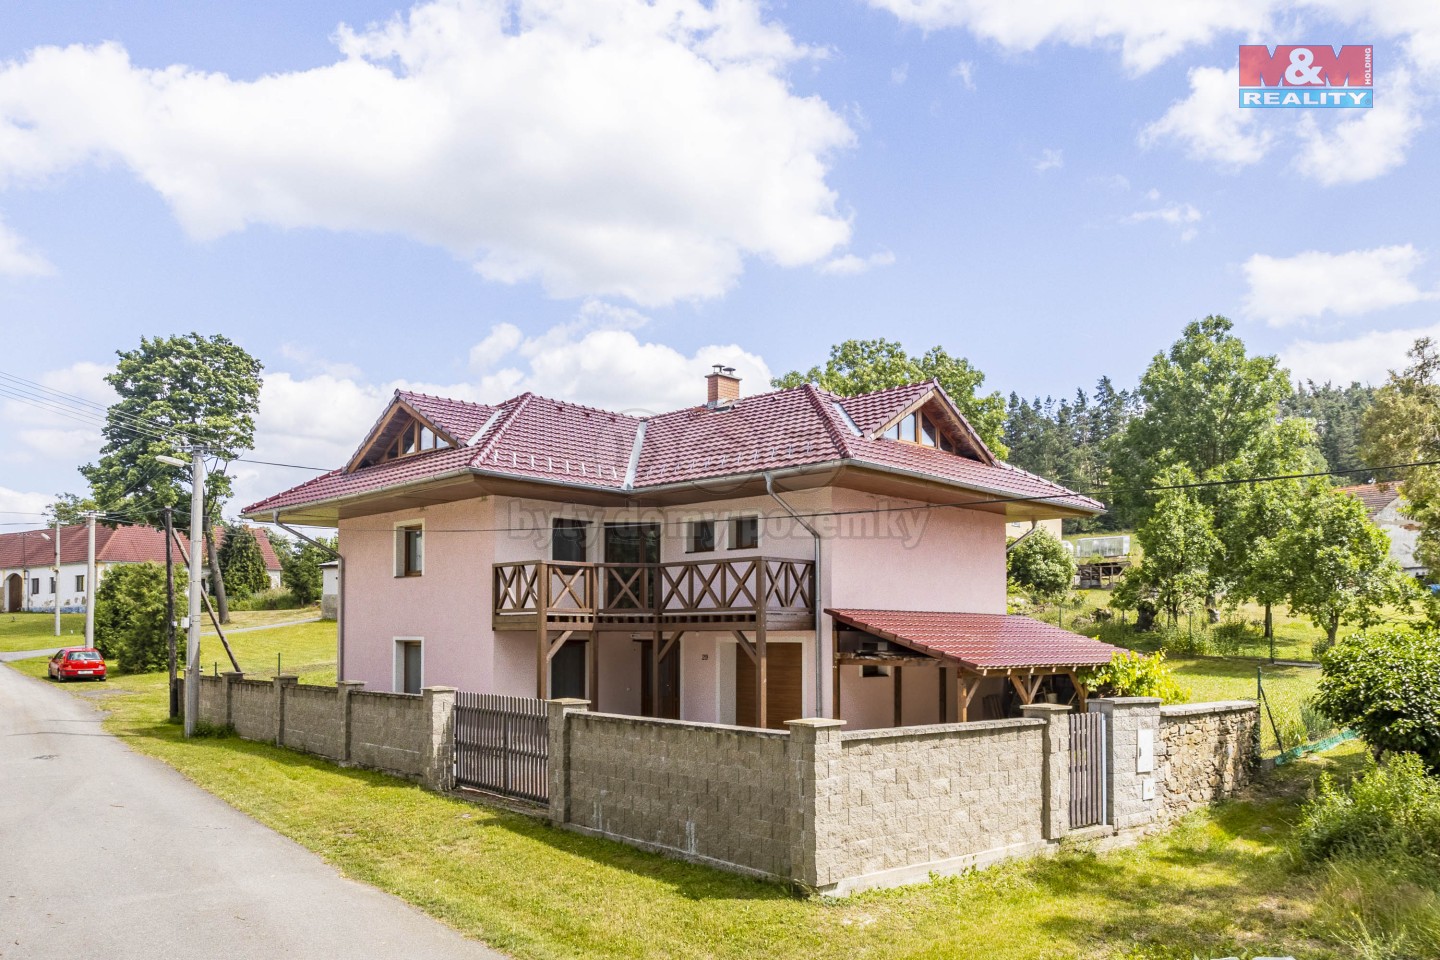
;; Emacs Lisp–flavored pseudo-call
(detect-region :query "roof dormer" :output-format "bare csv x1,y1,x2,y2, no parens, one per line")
347,396,458,472
869,385,994,464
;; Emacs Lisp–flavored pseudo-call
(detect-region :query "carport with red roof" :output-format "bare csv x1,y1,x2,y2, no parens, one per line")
827,608,1120,723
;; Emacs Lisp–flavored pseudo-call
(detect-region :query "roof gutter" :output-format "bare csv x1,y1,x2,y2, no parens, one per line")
764,472,827,719
271,512,345,682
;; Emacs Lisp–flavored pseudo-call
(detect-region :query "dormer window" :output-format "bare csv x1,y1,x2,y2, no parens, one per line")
379,420,447,463
883,411,959,454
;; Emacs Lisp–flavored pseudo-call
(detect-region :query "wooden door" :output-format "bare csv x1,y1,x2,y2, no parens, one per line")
735,642,802,730
639,640,680,719
550,640,587,699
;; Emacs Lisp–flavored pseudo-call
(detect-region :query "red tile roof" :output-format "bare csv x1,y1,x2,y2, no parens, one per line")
0,524,190,568
399,391,497,443
244,382,1103,517
1338,482,1400,517
827,608,1120,671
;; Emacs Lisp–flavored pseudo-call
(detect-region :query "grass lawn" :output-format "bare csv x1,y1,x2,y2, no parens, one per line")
9,647,1428,960
196,617,337,685
1168,658,1320,756
0,611,88,652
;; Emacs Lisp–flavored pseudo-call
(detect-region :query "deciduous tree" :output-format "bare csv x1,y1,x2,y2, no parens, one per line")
772,338,1008,456
80,333,264,623
1129,465,1219,626
1280,482,1410,647
1006,528,1075,601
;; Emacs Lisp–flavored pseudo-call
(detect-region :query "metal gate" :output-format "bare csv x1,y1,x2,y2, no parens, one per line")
1068,712,1108,829
454,692,549,804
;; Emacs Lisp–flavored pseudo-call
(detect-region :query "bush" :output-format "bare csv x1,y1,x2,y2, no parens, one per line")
1156,625,1210,657
93,562,186,673
1301,697,1338,742
1006,529,1076,601
281,539,332,606
1315,626,1440,771
1080,650,1188,703
227,589,305,612
1296,753,1440,866
1210,617,1258,657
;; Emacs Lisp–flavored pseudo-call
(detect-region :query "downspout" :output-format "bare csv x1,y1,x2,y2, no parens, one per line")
764,472,825,718
1005,519,1039,554
272,512,344,681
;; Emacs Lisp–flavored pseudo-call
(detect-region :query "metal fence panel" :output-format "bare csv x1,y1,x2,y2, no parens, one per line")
1068,712,1108,829
454,692,549,804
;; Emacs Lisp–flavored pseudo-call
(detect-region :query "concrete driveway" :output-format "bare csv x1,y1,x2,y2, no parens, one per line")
0,664,506,959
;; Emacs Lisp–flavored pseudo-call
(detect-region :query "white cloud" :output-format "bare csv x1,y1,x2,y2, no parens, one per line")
865,0,1270,73
0,486,52,521
1281,322,1440,386
1123,200,1202,241
950,60,976,90
1032,148,1063,172
1140,67,1272,168
891,63,909,85
818,250,897,275
1293,70,1423,185
1243,245,1439,327
0,214,53,277
467,323,524,372
0,0,855,305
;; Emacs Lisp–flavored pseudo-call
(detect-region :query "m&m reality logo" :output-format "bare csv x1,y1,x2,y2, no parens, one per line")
1238,45,1373,108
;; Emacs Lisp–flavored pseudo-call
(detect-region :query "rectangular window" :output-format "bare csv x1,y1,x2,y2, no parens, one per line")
551,518,590,564
48,577,55,593
395,639,423,694
396,524,423,577
729,516,759,550
31,578,39,595
688,519,715,553
861,664,891,678
75,574,85,592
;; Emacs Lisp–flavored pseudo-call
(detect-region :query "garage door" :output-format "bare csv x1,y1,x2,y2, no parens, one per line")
735,642,803,730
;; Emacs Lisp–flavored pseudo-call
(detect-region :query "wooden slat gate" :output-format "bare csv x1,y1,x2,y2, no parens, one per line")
1068,712,1107,829
454,692,549,804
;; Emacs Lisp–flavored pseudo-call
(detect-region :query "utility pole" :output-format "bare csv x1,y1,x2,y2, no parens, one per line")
164,506,178,719
53,515,61,637
186,450,206,736
84,512,97,648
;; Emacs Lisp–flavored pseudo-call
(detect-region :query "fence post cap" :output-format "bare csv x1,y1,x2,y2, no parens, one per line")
1019,703,1072,716
422,685,458,694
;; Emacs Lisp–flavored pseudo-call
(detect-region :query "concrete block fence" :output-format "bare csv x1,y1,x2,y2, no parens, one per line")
193,675,1257,895
193,673,455,790
547,697,1259,895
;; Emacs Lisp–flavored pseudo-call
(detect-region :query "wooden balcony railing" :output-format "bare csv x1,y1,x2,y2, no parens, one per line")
493,557,815,630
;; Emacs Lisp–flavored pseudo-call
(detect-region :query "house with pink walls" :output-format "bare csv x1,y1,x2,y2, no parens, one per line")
244,368,1118,730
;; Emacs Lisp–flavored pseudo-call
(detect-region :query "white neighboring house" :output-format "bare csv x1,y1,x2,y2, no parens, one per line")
1339,483,1425,576
1004,518,1063,542
320,560,339,621
0,523,283,614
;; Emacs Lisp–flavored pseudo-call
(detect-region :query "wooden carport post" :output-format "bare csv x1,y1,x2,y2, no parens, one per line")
755,561,768,729
957,672,981,723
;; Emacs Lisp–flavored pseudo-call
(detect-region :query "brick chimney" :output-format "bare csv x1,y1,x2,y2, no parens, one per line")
705,365,741,406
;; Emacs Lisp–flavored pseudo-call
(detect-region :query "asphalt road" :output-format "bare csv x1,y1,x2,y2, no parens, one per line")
0,665,507,959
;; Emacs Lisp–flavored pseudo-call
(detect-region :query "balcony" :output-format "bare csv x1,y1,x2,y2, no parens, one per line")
492,557,815,633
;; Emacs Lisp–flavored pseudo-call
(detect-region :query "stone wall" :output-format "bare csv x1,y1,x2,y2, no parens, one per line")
192,674,454,789
562,712,799,879
1157,701,1258,821
823,720,1046,887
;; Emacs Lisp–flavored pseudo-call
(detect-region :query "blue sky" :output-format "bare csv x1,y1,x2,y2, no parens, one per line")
0,0,1436,519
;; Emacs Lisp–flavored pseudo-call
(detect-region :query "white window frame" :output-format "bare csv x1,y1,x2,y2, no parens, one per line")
686,518,716,554
727,515,761,551
394,519,425,578
393,636,424,694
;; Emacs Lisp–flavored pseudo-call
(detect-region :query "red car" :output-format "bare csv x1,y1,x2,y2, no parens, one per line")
47,647,107,682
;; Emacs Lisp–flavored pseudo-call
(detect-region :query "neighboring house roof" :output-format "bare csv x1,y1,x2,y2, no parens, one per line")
0,523,189,569
1338,482,1401,518
0,523,282,572
244,380,1103,517
827,608,1120,671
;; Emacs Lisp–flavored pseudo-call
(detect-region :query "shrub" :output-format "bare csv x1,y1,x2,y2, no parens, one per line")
228,589,305,612
1006,530,1076,601
1210,617,1257,657
1080,650,1188,704
1156,625,1210,657
93,562,187,673
1296,753,1440,866
1301,697,1338,742
1315,626,1440,771
281,539,332,606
